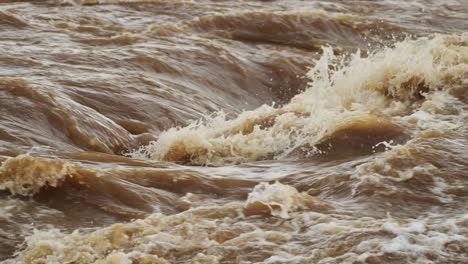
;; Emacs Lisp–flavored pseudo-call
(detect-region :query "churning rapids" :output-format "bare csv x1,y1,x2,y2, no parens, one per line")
0,0,467,263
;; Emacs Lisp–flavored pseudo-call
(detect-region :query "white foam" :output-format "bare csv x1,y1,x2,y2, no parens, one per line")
244,181,313,218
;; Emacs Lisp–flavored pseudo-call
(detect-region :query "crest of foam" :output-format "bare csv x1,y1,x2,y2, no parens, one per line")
243,181,322,219
136,34,467,165
0,155,76,195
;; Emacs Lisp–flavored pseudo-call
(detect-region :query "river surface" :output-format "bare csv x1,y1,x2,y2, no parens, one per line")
0,0,467,263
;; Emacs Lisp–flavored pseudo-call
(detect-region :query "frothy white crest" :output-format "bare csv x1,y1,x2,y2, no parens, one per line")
0,154,76,195
134,34,467,165
244,181,316,219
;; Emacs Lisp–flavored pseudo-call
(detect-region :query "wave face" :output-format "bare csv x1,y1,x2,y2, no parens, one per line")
0,0,467,263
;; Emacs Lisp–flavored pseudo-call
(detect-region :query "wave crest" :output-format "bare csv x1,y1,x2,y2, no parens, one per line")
135,34,467,165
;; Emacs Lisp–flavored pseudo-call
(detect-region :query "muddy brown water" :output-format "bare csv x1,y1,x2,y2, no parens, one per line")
0,1,467,263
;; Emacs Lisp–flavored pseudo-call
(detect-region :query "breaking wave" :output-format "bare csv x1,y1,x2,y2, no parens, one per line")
136,34,467,165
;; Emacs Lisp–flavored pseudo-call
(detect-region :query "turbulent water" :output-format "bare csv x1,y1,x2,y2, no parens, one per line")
0,0,467,263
